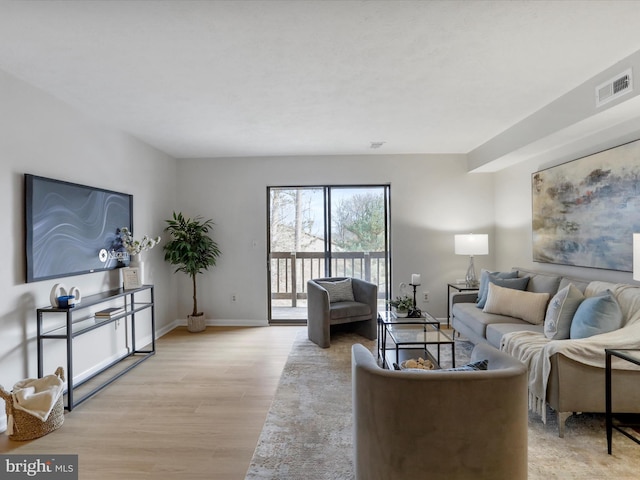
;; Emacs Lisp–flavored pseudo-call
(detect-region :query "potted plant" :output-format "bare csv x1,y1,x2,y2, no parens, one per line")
388,295,414,318
163,212,221,332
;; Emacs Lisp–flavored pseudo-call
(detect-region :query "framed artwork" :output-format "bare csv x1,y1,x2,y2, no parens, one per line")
532,138,640,271
122,267,142,289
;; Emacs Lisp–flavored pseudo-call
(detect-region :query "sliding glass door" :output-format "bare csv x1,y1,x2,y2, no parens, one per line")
268,185,390,323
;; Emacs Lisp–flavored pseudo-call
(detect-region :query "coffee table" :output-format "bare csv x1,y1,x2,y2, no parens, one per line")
378,310,455,370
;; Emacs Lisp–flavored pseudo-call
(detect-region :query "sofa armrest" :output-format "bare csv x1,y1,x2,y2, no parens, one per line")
451,291,478,304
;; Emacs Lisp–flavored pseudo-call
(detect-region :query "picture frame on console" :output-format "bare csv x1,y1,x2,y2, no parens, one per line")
122,267,142,290
532,138,640,271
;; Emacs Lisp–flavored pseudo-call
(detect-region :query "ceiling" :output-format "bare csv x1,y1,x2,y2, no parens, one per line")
2,0,640,161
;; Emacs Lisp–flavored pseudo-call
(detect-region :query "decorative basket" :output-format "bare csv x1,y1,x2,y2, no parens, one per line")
187,314,206,333
0,367,65,441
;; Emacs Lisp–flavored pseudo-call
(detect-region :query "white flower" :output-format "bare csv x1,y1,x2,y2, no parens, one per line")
120,227,161,255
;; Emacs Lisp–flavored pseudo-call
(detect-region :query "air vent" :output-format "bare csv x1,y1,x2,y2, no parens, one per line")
596,68,633,107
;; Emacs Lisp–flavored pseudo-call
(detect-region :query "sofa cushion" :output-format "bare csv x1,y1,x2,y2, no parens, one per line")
570,290,623,339
486,323,544,349
483,283,550,325
452,302,525,340
476,270,520,308
544,284,585,340
317,278,355,303
558,277,590,294
521,272,562,297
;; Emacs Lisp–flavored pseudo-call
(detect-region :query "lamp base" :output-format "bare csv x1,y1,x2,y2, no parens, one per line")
465,256,479,287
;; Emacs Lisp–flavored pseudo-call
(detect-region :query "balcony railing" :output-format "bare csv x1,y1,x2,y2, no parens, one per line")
270,251,387,307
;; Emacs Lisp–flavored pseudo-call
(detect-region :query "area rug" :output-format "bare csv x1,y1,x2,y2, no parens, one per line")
246,331,639,479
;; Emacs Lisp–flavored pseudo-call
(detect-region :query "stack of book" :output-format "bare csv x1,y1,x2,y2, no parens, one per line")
95,307,124,319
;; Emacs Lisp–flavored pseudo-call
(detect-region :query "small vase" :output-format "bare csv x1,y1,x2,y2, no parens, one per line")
396,309,408,318
129,254,145,283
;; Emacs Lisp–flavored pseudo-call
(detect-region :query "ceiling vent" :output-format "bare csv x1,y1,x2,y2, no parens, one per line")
596,68,632,107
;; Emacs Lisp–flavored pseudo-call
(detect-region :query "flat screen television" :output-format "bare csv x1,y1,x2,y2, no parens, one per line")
25,174,133,283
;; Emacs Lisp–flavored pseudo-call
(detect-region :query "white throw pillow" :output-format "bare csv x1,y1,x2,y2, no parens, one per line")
316,279,355,303
544,284,584,339
483,283,550,325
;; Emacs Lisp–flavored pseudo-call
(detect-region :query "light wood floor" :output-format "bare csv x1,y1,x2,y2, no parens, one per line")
1,325,304,480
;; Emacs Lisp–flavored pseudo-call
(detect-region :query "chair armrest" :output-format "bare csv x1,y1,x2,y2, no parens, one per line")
307,280,330,322
351,278,378,312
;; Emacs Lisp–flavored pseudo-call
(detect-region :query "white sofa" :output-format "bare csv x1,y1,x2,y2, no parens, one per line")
452,267,640,437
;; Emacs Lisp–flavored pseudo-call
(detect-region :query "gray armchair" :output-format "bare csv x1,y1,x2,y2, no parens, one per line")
352,342,528,480
307,277,378,348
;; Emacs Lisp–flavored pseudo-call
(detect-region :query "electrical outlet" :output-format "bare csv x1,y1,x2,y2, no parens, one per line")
423,291,429,302
231,293,237,303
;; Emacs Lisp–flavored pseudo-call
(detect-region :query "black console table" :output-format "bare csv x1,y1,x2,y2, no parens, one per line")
37,285,155,411
606,348,640,454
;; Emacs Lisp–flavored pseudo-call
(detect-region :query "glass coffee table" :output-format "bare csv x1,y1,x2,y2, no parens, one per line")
378,310,455,370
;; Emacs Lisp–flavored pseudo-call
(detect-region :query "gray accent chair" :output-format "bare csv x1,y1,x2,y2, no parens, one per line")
352,342,528,480
307,277,378,348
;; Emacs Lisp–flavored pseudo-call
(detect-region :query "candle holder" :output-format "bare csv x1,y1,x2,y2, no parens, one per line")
408,283,422,318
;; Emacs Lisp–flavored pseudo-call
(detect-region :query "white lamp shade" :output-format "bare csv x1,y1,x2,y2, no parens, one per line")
634,234,640,281
455,234,489,256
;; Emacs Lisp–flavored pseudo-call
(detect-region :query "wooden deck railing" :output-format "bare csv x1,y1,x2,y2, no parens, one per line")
270,251,387,307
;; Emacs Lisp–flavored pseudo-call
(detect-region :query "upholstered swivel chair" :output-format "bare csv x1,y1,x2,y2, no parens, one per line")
352,342,528,480
307,277,378,348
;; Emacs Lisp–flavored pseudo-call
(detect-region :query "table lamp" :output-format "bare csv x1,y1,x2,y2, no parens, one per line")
455,233,489,287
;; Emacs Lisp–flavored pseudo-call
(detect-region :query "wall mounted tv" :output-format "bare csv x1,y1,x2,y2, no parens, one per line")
25,174,133,283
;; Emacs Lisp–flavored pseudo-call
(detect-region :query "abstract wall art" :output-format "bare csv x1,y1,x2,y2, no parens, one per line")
532,139,640,271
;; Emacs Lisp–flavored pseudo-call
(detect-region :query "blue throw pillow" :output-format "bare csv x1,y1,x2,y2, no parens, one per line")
477,272,527,308
570,290,623,339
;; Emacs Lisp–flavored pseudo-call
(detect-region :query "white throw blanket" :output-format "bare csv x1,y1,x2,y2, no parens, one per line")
7,373,64,435
501,282,640,423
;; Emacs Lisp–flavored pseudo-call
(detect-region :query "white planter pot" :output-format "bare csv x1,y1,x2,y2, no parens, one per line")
395,310,408,318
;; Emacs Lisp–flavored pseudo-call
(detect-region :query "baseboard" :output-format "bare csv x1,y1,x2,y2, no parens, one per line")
175,318,269,327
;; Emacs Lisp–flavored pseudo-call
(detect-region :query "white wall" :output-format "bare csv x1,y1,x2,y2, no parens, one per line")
0,69,178,426
175,154,495,324
494,128,640,285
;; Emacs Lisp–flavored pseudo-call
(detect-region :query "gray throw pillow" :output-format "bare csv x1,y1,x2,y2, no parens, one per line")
316,279,355,303
403,359,489,373
441,359,489,372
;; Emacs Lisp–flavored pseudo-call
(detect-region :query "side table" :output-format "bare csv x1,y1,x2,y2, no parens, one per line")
378,310,452,370
606,348,640,454
447,282,478,328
